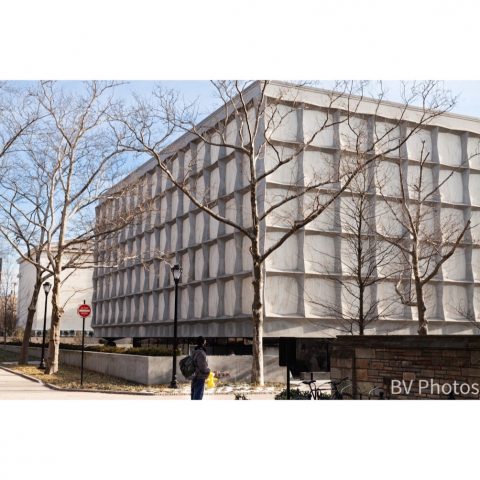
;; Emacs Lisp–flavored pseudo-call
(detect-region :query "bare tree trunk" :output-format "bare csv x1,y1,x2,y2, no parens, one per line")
251,260,264,385
415,281,428,335
19,279,41,364
45,271,62,374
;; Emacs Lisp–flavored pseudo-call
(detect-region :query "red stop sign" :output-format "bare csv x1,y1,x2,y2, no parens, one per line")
77,304,92,318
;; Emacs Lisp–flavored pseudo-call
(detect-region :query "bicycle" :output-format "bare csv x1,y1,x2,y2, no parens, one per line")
302,376,353,400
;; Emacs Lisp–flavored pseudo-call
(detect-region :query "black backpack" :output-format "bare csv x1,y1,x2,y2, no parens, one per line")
179,355,196,379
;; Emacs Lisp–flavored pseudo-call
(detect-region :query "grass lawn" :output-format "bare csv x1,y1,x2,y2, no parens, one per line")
10,364,188,393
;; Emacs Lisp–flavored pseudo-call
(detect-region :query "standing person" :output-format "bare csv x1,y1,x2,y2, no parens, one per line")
191,336,211,400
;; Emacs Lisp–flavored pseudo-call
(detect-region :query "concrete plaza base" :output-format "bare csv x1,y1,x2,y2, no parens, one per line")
1,345,285,385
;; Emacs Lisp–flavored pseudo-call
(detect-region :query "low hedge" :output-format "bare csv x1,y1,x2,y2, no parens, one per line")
5,341,180,357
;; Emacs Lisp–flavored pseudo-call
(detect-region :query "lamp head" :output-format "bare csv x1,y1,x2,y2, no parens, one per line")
43,281,52,294
171,264,182,282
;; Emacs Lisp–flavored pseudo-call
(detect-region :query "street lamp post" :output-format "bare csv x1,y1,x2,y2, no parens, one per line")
38,281,51,370
169,264,182,388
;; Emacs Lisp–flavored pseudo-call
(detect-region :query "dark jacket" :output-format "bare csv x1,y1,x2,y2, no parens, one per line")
192,346,211,380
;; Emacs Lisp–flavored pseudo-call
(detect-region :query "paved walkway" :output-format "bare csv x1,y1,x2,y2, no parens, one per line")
0,366,275,400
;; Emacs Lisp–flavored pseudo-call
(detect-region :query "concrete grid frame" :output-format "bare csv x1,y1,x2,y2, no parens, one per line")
92,81,480,340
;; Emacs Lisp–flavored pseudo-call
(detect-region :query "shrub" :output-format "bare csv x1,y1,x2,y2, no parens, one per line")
274,388,311,400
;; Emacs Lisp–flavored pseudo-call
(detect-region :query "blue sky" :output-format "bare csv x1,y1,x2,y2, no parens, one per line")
122,80,480,119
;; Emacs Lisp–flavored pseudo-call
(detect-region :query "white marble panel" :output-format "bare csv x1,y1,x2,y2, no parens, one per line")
160,196,167,223
375,199,403,237
209,206,219,239
182,218,190,248
237,153,250,188
209,244,219,277
264,145,298,184
195,212,204,244
210,167,220,199
240,107,257,146
472,248,480,281
265,275,299,315
443,285,468,320
225,158,236,194
303,151,335,187
267,103,299,143
208,284,218,317
443,247,467,281
242,193,252,228
242,277,253,314
148,295,154,321
182,194,190,214
225,198,237,234
172,155,181,182
181,252,190,282
471,210,480,244
340,196,372,234
303,108,335,147
184,149,192,176
375,159,401,196
340,237,372,276
440,208,466,238
159,228,166,253
374,121,401,157
169,290,175,320
438,132,462,166
194,249,204,280
196,175,206,202
410,283,437,319
225,120,237,156
224,280,235,316
469,173,480,205
439,169,464,203
158,293,165,320
467,135,480,169
196,142,205,172
474,287,480,321
305,193,336,231
341,282,373,319
145,262,156,290
265,232,299,271
242,236,251,272
265,187,298,227
210,133,221,164
304,278,336,317
150,172,157,198
225,239,237,274
194,286,203,318
406,128,432,161
171,224,177,251
376,281,406,318
407,164,434,199
339,115,368,152
138,297,145,321
304,233,335,273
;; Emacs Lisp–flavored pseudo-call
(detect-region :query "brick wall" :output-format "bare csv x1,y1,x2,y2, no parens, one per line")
330,336,480,399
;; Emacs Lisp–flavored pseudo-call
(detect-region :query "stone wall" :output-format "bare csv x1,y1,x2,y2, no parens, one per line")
1,345,285,384
330,336,480,399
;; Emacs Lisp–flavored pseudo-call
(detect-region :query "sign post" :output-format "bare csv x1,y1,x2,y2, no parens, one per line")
77,301,91,386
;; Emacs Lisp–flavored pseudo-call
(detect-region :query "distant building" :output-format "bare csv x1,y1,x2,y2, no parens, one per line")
17,250,94,336
93,81,480,347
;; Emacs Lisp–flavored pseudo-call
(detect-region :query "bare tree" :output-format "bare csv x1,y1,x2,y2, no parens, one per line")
114,80,455,384
0,81,146,374
379,141,470,335
305,153,400,335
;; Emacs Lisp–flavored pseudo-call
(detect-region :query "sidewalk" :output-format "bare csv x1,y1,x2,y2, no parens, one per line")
0,366,275,400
